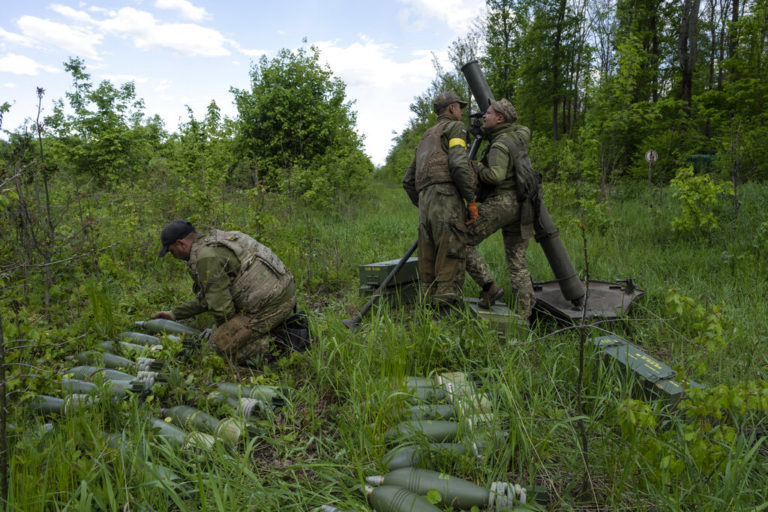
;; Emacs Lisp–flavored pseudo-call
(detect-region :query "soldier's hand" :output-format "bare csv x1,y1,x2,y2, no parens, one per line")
465,201,478,226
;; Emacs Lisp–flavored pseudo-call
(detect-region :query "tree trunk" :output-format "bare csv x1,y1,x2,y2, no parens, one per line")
679,0,701,110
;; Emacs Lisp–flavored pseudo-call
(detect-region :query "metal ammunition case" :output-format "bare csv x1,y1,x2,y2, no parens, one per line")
591,334,704,405
359,258,419,288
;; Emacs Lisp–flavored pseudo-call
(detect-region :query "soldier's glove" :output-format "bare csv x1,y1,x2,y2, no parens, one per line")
465,201,479,226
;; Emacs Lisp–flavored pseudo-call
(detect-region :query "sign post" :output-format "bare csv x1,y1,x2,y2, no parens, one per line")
645,149,658,187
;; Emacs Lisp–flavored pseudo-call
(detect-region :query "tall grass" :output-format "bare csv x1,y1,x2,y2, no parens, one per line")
4,177,768,510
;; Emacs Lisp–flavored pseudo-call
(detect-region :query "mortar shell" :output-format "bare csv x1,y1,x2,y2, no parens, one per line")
66,366,136,382
119,332,163,345
99,340,163,354
384,420,460,443
162,405,219,433
213,417,245,444
214,382,290,407
207,391,271,418
363,484,442,512
367,467,494,510
135,319,201,337
405,403,456,421
382,441,484,471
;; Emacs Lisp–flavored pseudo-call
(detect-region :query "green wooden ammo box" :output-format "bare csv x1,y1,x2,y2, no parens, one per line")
591,334,703,405
464,297,528,335
358,257,419,288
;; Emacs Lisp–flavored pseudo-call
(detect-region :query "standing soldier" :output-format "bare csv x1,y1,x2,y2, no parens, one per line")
466,99,541,321
153,219,297,364
403,92,478,311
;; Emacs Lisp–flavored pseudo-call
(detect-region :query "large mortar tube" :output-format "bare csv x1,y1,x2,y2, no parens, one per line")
461,60,494,112
461,60,585,305
535,204,585,303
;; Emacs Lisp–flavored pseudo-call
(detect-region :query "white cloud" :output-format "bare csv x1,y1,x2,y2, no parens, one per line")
0,28,36,48
3,82,18,88
154,0,209,22
0,54,59,75
230,41,268,58
50,4,97,24
398,0,486,34
100,7,231,57
314,38,450,166
17,15,102,60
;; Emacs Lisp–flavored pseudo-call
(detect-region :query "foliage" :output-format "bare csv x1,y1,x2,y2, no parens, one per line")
669,165,734,235
231,46,373,207
43,58,166,185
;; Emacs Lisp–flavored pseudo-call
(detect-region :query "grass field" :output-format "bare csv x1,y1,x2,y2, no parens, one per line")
3,175,768,511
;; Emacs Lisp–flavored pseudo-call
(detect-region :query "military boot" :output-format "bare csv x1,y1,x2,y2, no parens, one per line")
478,283,504,309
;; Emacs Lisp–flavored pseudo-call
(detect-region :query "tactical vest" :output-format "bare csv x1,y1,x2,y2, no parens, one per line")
480,124,534,195
189,230,293,312
414,118,453,192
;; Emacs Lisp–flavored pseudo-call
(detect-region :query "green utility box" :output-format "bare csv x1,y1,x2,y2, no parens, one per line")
591,334,703,405
358,257,419,288
465,297,528,336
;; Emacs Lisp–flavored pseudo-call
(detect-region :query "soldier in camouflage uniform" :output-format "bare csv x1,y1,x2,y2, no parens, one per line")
466,99,541,320
154,219,297,364
403,91,479,309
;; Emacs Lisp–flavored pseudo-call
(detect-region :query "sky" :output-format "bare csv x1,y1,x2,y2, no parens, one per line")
0,0,487,166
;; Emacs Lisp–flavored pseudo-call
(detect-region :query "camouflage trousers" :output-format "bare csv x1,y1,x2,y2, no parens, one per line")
416,183,467,305
465,191,535,319
210,279,297,364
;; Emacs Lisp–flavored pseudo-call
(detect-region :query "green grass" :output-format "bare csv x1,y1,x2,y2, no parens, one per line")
4,176,768,510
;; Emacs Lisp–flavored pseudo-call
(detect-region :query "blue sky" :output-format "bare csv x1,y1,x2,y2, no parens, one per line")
0,1,486,166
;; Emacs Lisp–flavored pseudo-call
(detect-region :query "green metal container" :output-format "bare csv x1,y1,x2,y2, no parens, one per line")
359,257,419,288
135,319,201,337
385,420,460,443
363,484,441,512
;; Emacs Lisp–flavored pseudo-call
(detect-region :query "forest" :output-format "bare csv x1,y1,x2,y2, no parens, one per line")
2,0,768,510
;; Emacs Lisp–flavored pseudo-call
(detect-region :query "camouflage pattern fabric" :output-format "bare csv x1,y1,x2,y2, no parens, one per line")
211,279,296,364
416,183,467,305
466,191,535,319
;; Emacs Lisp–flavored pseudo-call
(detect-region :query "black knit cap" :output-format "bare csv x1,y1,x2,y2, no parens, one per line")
158,219,195,257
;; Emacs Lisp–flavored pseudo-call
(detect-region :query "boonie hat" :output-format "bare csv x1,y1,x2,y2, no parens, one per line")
433,91,468,113
158,219,195,257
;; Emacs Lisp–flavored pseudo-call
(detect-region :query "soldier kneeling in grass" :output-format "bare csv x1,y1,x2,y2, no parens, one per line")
153,219,301,365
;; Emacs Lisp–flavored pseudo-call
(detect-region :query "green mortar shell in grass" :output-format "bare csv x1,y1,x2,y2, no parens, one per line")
207,391,271,417
65,365,136,381
382,441,486,471
29,394,95,416
404,403,456,421
214,382,291,407
162,405,244,443
61,378,99,394
151,416,217,450
119,332,163,345
366,468,519,510
135,319,201,337
76,351,134,370
407,385,447,403
316,506,353,512
385,420,460,443
363,485,441,512
61,378,134,399
99,340,163,354
404,376,434,388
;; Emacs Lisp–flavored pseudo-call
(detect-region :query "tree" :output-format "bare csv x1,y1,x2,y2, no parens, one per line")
231,46,372,206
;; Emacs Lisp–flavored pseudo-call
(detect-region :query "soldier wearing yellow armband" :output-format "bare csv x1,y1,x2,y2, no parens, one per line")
403,91,477,310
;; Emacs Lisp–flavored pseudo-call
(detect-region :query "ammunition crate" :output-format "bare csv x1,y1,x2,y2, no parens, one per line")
591,334,703,405
464,297,528,334
358,257,419,288
358,281,420,304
